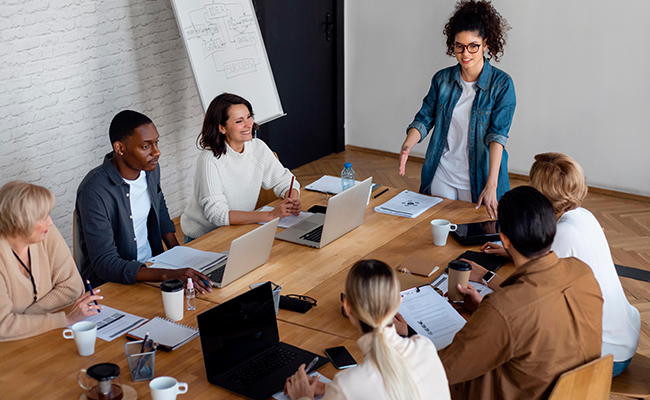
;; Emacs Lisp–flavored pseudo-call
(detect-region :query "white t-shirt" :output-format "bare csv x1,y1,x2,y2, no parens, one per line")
435,77,476,190
552,207,640,362
123,171,152,263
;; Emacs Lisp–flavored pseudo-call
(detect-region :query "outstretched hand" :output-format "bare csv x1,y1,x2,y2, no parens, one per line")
399,146,411,176
476,184,498,219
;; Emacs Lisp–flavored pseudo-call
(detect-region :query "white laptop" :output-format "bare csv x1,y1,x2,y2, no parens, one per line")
205,218,279,288
275,177,373,248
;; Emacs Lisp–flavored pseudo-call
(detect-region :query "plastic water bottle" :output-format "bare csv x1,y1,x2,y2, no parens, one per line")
341,162,355,191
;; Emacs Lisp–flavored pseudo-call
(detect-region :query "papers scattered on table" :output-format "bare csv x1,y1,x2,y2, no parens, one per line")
430,273,494,297
272,372,332,400
399,285,466,350
305,175,362,195
374,190,443,218
256,206,314,228
148,246,227,274
78,305,147,342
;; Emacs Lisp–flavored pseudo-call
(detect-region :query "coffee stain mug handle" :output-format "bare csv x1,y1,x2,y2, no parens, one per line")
62,329,74,339
449,224,457,232
177,382,188,394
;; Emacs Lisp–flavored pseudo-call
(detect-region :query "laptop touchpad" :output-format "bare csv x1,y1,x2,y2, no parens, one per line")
295,221,319,232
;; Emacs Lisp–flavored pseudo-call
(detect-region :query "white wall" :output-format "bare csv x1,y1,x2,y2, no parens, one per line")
0,1,204,248
345,0,650,196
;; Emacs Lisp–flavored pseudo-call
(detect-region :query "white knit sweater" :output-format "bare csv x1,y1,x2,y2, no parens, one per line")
180,139,300,239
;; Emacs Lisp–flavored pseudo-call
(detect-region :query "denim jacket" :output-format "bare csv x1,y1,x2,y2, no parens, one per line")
406,59,516,202
76,153,176,287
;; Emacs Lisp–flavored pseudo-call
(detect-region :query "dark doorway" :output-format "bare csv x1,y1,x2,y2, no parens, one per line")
253,0,344,170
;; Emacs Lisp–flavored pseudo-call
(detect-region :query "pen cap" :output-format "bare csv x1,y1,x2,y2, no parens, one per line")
187,278,194,290
447,260,471,271
161,279,184,293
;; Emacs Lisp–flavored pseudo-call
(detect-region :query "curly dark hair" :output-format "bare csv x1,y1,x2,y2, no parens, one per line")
443,0,511,62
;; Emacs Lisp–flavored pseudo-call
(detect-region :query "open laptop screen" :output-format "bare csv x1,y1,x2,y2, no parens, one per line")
198,283,279,379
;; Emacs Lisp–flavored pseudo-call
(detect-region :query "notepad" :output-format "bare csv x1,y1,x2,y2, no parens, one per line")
127,317,199,351
374,190,443,218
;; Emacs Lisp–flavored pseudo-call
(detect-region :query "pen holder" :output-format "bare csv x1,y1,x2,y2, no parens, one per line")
124,340,156,382
249,282,282,315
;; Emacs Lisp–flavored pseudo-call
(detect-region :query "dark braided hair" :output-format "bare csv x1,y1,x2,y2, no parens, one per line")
443,0,510,62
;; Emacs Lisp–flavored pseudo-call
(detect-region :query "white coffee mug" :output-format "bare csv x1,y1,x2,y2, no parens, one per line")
62,321,97,356
150,376,188,400
431,219,457,246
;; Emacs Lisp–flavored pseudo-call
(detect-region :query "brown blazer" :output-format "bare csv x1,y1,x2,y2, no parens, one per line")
439,252,603,400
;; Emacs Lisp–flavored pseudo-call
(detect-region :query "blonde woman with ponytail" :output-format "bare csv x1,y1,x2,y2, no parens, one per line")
284,260,450,400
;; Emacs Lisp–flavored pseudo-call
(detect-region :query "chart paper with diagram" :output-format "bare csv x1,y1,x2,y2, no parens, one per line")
170,0,284,123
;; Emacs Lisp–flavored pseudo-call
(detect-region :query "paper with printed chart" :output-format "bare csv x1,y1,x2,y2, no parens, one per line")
374,190,443,218
399,285,466,350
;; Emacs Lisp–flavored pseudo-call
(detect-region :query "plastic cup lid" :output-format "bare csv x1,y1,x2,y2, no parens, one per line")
448,260,471,271
160,279,184,292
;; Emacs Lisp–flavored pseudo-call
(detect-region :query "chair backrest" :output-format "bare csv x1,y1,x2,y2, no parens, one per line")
72,209,83,272
610,352,650,399
548,354,613,400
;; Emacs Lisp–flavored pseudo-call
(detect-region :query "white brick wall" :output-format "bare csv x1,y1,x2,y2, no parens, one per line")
0,0,204,249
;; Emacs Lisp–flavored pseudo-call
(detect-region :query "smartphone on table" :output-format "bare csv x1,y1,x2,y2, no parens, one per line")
324,346,357,370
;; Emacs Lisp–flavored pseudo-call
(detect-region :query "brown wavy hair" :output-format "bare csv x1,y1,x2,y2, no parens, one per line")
198,93,260,158
443,0,510,62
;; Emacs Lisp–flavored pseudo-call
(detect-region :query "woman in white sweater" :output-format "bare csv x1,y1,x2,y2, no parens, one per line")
284,260,450,400
181,93,301,241
472,152,640,377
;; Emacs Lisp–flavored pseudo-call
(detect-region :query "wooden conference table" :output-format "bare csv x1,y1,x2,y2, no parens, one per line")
0,187,513,399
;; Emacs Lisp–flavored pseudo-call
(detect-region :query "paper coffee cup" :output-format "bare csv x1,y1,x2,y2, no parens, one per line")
447,260,471,303
63,321,97,356
431,219,457,246
161,279,184,321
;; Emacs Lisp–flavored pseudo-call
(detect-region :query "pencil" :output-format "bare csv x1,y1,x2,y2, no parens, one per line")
85,280,100,312
289,175,295,199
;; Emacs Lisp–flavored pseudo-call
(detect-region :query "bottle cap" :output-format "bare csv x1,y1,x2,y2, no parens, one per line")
344,162,351,168
187,277,194,290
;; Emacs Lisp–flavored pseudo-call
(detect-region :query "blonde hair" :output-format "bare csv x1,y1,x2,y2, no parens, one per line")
345,260,420,400
529,153,588,214
0,181,55,238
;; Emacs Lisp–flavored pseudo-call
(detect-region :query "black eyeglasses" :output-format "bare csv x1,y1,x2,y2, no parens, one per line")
285,294,317,306
454,43,482,54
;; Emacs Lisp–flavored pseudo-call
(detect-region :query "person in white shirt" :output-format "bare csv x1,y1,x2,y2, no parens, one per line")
181,93,301,241
469,152,640,377
284,260,450,400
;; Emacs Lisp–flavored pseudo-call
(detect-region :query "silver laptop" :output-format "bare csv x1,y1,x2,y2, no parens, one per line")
205,218,279,288
275,177,373,248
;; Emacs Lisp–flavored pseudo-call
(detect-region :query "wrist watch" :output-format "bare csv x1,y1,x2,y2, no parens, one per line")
482,271,496,286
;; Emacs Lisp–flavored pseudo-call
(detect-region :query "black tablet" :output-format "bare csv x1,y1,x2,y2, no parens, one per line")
450,220,500,245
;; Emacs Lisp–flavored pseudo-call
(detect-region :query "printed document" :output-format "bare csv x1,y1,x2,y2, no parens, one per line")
78,305,147,342
257,206,314,228
399,285,466,349
374,190,443,218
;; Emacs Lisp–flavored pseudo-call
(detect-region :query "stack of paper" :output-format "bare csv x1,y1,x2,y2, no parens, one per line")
148,246,227,274
374,190,443,218
305,175,362,195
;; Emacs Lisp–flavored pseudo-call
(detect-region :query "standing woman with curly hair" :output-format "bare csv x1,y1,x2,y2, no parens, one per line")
399,0,515,219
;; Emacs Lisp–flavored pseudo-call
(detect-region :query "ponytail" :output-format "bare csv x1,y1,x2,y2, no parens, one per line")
345,260,420,400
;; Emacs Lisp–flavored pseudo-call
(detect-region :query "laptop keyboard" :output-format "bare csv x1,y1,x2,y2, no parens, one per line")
207,266,226,284
226,346,299,387
299,225,323,244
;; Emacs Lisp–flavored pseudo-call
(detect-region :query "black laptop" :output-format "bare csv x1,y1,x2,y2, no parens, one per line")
197,282,329,400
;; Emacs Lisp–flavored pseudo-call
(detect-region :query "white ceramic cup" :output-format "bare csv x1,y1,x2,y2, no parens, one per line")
62,321,97,356
431,219,457,246
161,280,184,321
150,376,188,400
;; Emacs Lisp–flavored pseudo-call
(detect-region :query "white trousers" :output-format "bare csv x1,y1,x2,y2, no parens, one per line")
431,174,472,202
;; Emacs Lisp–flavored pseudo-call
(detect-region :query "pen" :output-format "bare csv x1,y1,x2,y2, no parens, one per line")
85,280,100,312
427,266,440,277
373,188,389,199
289,175,295,199
305,356,319,374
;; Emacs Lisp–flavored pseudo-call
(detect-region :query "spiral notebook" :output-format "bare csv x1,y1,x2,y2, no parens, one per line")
127,317,199,351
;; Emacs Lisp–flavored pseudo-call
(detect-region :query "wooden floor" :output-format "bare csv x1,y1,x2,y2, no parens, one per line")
175,146,650,399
